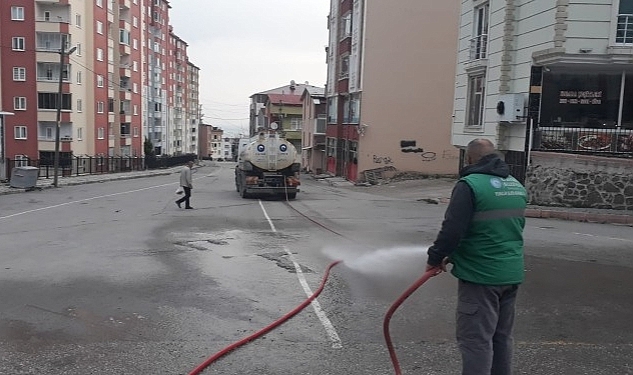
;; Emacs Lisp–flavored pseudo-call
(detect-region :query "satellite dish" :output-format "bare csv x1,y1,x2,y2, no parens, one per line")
270,122,279,130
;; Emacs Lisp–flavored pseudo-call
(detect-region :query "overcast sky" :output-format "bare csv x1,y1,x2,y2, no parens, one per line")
168,0,331,136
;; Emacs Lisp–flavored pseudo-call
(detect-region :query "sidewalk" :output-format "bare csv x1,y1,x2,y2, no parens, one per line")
0,166,180,196
315,175,633,226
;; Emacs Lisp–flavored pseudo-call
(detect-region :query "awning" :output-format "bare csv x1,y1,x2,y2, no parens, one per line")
0,111,15,116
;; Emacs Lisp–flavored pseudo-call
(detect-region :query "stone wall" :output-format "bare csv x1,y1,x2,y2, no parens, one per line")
526,151,633,210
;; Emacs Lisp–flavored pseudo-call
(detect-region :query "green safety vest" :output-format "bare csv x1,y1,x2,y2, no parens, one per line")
450,173,527,285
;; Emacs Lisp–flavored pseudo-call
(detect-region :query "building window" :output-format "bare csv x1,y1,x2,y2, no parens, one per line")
77,99,83,112
327,97,338,123
133,39,138,49
11,6,25,21
97,21,103,34
97,48,104,61
339,55,350,79
76,43,82,56
13,67,26,81
97,75,104,87
76,14,82,27
77,70,82,84
38,93,72,110
133,61,138,71
98,127,105,139
14,97,27,110
120,29,131,45
97,101,104,113
466,75,486,127
12,37,26,51
96,0,103,8
14,155,29,167
616,0,633,43
133,127,139,137
133,16,138,27
133,104,138,115
77,127,83,140
470,3,489,60
340,13,352,39
14,126,27,140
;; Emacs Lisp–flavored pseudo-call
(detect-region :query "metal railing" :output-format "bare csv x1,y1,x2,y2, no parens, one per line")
4,154,196,181
469,34,488,60
533,127,633,156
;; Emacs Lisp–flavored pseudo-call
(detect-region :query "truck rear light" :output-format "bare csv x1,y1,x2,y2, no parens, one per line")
286,177,300,186
245,176,259,185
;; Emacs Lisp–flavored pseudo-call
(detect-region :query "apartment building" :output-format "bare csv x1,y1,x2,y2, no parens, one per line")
453,0,633,180
325,0,460,182
300,86,326,174
0,0,199,177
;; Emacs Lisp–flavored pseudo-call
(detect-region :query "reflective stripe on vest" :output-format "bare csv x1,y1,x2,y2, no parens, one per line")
472,208,526,221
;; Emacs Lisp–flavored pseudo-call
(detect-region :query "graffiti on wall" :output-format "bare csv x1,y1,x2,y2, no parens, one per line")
372,155,393,165
400,140,437,162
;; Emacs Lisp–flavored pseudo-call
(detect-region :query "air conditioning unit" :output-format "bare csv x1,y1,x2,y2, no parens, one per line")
496,94,525,122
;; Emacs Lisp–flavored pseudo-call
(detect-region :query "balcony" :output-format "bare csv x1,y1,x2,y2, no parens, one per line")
469,34,488,60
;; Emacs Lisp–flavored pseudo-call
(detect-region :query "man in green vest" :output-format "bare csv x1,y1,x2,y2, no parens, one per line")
426,138,527,375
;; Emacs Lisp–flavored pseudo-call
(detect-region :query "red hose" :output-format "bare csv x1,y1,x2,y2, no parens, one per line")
383,268,442,375
187,260,343,375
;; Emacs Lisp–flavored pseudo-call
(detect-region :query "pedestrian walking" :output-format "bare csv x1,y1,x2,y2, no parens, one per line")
426,138,527,375
176,161,194,209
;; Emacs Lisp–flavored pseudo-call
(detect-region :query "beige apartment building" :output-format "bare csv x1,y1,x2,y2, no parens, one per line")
325,0,460,182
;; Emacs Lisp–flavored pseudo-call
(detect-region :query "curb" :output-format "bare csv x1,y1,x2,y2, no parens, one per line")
525,208,633,226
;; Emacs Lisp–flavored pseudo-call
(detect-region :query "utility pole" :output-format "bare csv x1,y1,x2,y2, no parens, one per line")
53,34,76,187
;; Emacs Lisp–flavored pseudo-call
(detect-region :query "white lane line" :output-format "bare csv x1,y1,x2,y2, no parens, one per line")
572,232,633,243
0,175,209,221
258,200,343,349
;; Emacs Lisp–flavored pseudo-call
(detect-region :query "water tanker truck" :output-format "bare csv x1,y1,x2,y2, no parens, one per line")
234,126,301,199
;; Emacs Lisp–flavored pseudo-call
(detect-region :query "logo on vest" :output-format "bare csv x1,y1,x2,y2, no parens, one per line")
490,177,503,189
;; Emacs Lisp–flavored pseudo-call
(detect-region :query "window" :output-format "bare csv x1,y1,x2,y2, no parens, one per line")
120,29,131,45
97,75,104,87
77,99,83,112
98,127,105,139
77,127,83,140
133,105,139,116
76,14,82,27
97,101,104,113
133,127,139,137
45,127,53,140
290,118,302,130
133,16,138,28
133,61,138,71
14,97,27,110
38,93,72,110
96,0,103,7
14,126,27,140
340,13,352,39
466,75,486,127
14,155,29,167
133,83,138,93
12,37,25,51
339,55,350,79
616,0,633,43
11,6,25,21
77,70,82,84
471,3,490,60
133,39,138,49
76,43,82,56
97,21,103,34
327,97,338,123
96,48,103,61
13,67,26,81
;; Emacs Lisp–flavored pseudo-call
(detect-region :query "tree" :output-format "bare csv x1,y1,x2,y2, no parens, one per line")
144,137,155,157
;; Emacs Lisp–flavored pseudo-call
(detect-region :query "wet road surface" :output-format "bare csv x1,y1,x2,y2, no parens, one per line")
0,162,632,374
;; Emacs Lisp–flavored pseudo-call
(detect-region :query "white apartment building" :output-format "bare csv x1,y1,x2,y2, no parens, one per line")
453,0,633,178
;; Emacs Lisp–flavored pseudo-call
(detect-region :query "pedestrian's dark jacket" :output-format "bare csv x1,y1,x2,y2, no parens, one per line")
427,153,527,285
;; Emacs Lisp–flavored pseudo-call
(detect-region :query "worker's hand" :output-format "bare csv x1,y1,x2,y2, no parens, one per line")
440,257,451,272
425,264,443,276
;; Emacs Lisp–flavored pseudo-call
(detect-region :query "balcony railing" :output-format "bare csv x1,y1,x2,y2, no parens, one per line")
469,34,488,60
616,14,633,44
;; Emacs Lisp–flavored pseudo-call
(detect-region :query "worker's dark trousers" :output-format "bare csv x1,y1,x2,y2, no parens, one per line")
456,280,519,375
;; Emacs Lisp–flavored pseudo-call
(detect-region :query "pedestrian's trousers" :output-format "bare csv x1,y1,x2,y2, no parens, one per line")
456,280,519,375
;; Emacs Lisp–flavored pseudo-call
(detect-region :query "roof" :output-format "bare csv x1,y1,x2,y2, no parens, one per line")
300,86,325,101
267,93,303,106
250,82,322,98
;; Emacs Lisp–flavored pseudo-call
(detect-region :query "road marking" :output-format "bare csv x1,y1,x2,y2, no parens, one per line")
258,200,343,349
0,175,208,221
572,232,633,243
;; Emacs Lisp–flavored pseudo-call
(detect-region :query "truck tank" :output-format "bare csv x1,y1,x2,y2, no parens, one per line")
235,131,301,199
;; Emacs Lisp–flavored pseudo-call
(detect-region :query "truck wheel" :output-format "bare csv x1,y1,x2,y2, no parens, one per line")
240,186,249,199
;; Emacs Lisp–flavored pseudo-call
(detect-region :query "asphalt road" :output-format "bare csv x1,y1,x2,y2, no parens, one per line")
0,162,632,374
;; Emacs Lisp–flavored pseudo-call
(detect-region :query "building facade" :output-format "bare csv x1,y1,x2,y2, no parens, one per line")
0,0,199,179
300,86,326,174
325,0,460,182
452,0,633,180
